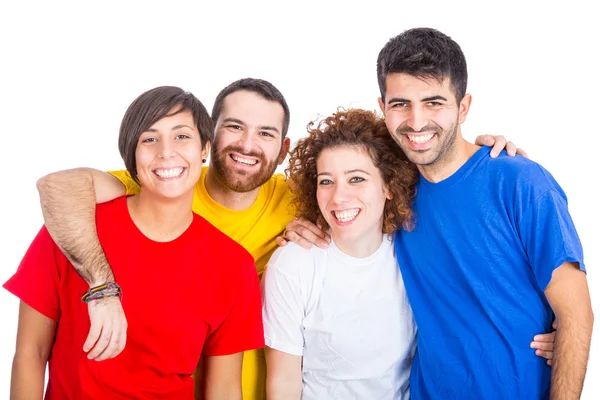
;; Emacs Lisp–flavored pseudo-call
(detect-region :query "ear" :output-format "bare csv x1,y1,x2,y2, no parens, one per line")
278,137,291,165
378,97,385,115
202,141,211,163
458,93,472,124
384,184,393,200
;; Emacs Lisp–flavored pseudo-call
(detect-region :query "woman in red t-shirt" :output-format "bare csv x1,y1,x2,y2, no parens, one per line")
4,86,264,399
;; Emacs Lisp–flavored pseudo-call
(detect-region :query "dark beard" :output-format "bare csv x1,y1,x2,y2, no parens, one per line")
211,145,279,193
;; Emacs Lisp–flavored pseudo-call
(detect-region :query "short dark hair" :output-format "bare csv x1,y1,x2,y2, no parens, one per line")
211,78,290,138
377,27,468,103
119,86,213,184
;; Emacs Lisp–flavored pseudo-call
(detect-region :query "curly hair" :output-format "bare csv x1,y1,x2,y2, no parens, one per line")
286,108,419,234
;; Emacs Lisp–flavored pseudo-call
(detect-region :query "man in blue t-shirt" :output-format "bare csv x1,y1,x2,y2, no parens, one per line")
376,28,593,399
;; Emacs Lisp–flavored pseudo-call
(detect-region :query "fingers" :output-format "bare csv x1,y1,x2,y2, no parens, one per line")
532,331,556,343
474,134,496,147
84,297,128,361
516,147,529,159
505,141,517,157
488,135,507,158
552,319,557,330
285,217,330,249
275,236,289,247
535,349,554,361
87,327,113,360
531,340,554,351
83,318,102,352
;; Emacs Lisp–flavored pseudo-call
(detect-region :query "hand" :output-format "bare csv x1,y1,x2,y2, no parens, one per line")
275,217,331,250
84,296,128,361
474,134,529,159
530,319,557,366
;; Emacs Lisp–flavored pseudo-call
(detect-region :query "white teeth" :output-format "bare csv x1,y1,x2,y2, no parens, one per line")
333,209,360,222
154,167,184,178
407,133,434,143
232,155,258,165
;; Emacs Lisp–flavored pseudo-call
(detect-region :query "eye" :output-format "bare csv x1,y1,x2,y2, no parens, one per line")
141,137,157,143
349,177,365,183
427,101,443,107
259,131,275,138
176,134,191,140
226,124,242,130
318,179,333,185
390,102,408,108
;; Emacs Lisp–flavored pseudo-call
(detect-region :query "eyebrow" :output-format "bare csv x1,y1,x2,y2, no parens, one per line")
147,124,194,132
222,117,281,135
317,169,371,177
387,95,448,104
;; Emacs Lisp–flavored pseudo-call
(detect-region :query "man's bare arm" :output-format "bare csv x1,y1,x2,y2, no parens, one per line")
36,167,128,361
545,262,594,400
36,167,125,285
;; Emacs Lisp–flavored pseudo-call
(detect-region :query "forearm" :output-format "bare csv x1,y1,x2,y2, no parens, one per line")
550,314,594,399
10,355,46,400
37,168,114,285
203,381,241,400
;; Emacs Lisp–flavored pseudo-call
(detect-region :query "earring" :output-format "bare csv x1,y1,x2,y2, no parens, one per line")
202,159,206,163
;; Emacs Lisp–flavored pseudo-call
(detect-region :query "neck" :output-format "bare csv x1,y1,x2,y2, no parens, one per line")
419,135,481,183
127,189,194,242
204,166,260,211
333,230,384,259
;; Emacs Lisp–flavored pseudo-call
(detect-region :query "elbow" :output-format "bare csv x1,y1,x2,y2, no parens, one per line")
36,168,92,196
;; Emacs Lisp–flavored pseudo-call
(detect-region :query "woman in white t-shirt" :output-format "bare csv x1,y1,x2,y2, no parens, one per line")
262,108,419,399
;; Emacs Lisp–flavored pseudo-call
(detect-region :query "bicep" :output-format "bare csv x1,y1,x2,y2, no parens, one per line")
15,301,57,360
87,168,127,203
265,347,302,397
545,262,592,323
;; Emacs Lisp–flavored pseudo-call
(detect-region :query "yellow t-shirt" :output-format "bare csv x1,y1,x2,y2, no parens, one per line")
109,166,295,400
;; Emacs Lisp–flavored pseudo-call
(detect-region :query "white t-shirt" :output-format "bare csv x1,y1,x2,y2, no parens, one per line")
262,236,416,400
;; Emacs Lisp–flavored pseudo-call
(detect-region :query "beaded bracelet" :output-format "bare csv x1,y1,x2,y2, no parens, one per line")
81,282,122,303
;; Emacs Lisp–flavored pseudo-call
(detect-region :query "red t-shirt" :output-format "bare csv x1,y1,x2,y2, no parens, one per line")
4,196,264,399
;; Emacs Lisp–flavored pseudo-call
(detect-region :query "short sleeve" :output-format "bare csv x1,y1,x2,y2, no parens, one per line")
107,170,140,196
3,226,63,321
203,256,264,356
519,189,585,291
261,246,306,356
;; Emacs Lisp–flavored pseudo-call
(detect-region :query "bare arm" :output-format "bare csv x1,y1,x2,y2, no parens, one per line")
545,262,594,399
36,167,129,361
36,167,125,285
265,347,302,400
201,353,243,400
10,301,57,400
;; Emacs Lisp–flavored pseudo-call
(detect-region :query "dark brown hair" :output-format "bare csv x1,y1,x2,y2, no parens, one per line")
119,86,213,183
287,108,419,234
211,78,290,139
377,27,468,104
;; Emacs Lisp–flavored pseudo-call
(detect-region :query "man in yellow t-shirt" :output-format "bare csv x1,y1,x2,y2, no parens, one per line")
35,78,299,400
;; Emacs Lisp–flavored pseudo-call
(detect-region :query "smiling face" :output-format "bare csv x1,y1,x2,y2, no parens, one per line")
316,145,390,247
210,90,290,193
135,110,207,200
379,73,471,168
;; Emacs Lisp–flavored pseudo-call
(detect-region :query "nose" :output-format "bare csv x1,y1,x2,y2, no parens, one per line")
332,182,351,205
236,130,254,153
158,139,176,159
406,106,428,132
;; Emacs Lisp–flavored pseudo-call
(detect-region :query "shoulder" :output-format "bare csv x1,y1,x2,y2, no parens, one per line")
266,242,323,279
190,213,254,264
263,173,293,202
485,151,566,199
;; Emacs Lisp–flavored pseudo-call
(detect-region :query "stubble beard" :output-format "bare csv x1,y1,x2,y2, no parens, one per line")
211,145,279,193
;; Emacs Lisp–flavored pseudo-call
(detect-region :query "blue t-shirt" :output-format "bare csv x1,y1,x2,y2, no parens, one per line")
395,146,585,399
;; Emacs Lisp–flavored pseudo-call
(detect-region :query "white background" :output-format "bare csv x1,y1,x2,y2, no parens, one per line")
1,0,598,397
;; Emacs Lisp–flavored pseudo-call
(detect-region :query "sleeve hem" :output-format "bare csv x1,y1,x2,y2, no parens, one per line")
265,337,303,356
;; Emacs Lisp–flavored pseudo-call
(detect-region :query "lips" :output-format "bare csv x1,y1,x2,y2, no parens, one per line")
153,167,184,178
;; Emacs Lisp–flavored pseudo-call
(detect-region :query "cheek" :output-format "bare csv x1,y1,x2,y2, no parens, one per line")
316,188,330,216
